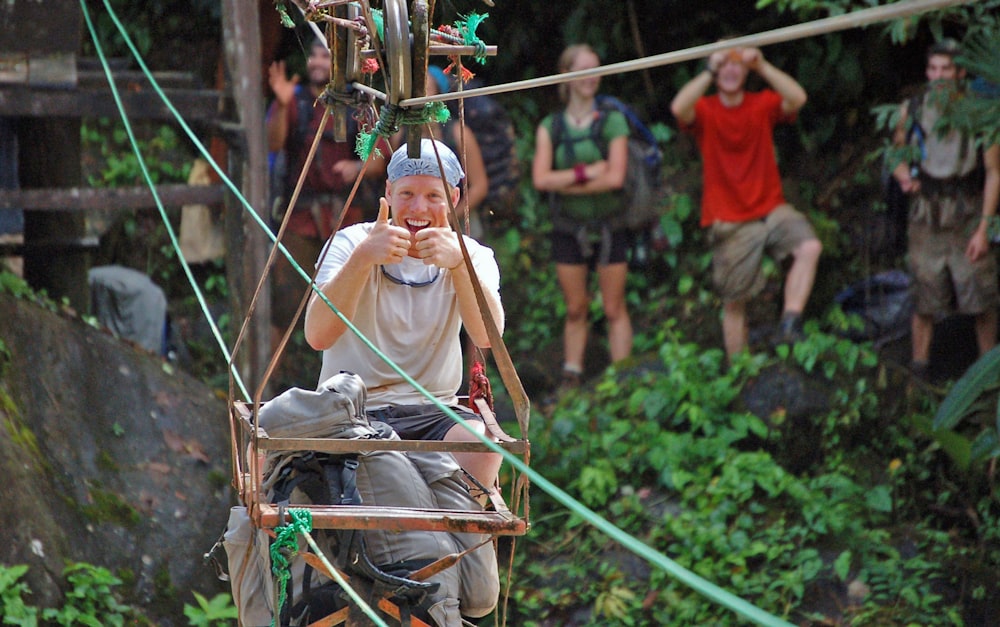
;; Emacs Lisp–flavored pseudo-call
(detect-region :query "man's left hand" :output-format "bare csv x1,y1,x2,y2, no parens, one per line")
413,227,463,269
966,225,990,262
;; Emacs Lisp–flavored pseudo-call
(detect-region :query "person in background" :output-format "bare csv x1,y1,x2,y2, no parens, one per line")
531,44,633,392
423,65,490,239
303,139,503,491
265,36,387,350
891,38,1000,381
670,45,821,359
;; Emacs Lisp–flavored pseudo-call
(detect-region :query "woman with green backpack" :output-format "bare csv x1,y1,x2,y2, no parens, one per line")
531,44,634,392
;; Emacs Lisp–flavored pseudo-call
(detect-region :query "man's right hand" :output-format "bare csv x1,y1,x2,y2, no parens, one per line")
363,197,412,265
268,60,299,107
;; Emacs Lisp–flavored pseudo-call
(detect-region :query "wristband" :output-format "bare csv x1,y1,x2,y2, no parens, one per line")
573,163,588,184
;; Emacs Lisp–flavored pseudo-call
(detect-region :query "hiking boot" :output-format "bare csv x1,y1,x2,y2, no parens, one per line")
772,313,805,346
557,369,582,394
541,369,582,409
906,360,948,395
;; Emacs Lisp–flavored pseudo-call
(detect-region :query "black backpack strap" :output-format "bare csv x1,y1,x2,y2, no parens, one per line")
905,94,926,167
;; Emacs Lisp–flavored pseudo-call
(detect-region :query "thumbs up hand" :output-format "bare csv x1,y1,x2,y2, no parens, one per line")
362,197,412,265
375,196,390,224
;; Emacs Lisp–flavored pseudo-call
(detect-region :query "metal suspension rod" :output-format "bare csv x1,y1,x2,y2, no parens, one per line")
400,0,974,107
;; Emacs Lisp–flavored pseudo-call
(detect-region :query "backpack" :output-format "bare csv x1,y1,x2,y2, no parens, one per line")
446,85,521,223
549,94,664,231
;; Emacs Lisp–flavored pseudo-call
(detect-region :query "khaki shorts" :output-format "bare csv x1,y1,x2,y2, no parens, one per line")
709,204,817,302
908,216,999,317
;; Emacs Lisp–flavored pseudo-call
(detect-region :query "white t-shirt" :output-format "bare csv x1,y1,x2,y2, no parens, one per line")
314,222,501,408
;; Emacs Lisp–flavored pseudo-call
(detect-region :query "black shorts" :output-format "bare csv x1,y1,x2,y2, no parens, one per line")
366,404,483,441
550,228,631,266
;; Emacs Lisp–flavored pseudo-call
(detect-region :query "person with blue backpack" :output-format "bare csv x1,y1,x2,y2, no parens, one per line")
671,45,821,360
532,43,634,392
890,39,1000,381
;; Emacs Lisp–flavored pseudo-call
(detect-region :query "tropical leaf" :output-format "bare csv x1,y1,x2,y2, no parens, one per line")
933,344,1000,431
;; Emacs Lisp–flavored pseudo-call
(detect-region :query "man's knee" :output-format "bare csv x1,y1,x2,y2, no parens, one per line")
445,419,488,442
794,238,822,262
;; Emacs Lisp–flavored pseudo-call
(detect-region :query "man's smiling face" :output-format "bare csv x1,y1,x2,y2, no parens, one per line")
385,175,460,256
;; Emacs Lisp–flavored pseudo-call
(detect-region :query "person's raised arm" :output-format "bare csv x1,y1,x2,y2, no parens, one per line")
891,102,920,194
671,51,724,126
452,259,504,349
304,197,412,350
743,48,807,115
266,60,298,152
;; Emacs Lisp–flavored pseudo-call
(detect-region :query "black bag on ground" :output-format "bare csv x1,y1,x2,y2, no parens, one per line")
835,269,914,347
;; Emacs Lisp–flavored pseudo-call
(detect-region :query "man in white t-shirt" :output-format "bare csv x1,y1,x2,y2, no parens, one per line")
304,139,504,490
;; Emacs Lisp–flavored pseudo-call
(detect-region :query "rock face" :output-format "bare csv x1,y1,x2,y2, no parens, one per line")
0,293,235,624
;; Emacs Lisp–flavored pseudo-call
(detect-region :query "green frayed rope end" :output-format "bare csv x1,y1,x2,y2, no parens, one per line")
426,101,450,124
268,509,313,627
356,132,383,163
274,2,295,29
456,12,489,63
370,8,385,43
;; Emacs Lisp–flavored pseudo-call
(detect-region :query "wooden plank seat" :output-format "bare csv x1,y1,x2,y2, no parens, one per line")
232,400,530,537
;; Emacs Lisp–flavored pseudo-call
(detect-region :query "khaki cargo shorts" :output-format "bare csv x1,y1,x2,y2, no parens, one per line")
908,215,999,317
708,204,817,302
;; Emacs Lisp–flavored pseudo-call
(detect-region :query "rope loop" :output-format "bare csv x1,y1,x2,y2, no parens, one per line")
355,101,450,161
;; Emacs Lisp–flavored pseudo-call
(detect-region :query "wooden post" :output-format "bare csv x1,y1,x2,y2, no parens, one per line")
221,0,271,397
5,0,87,310
18,117,88,311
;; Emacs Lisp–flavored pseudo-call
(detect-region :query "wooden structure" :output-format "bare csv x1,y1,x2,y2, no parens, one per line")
0,0,272,392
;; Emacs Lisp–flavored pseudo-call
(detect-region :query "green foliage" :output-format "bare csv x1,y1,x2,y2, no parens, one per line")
0,564,39,626
40,563,139,627
183,592,239,627
511,305,996,624
82,0,221,60
82,119,191,188
0,563,233,627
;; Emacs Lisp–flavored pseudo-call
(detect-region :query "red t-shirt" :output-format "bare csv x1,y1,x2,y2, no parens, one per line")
683,90,796,227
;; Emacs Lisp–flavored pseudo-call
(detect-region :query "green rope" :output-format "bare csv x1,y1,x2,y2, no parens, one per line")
274,2,295,29
355,101,450,161
455,12,489,63
269,509,312,627
369,8,385,43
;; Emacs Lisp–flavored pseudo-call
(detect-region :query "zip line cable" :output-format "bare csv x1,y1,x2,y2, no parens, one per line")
400,0,975,108
82,0,967,624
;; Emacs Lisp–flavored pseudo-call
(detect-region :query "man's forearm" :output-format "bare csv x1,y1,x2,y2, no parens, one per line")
304,254,373,350
670,70,713,125
452,264,503,348
757,61,807,112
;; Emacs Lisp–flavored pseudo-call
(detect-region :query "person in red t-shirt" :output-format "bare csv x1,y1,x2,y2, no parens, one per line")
670,46,822,358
